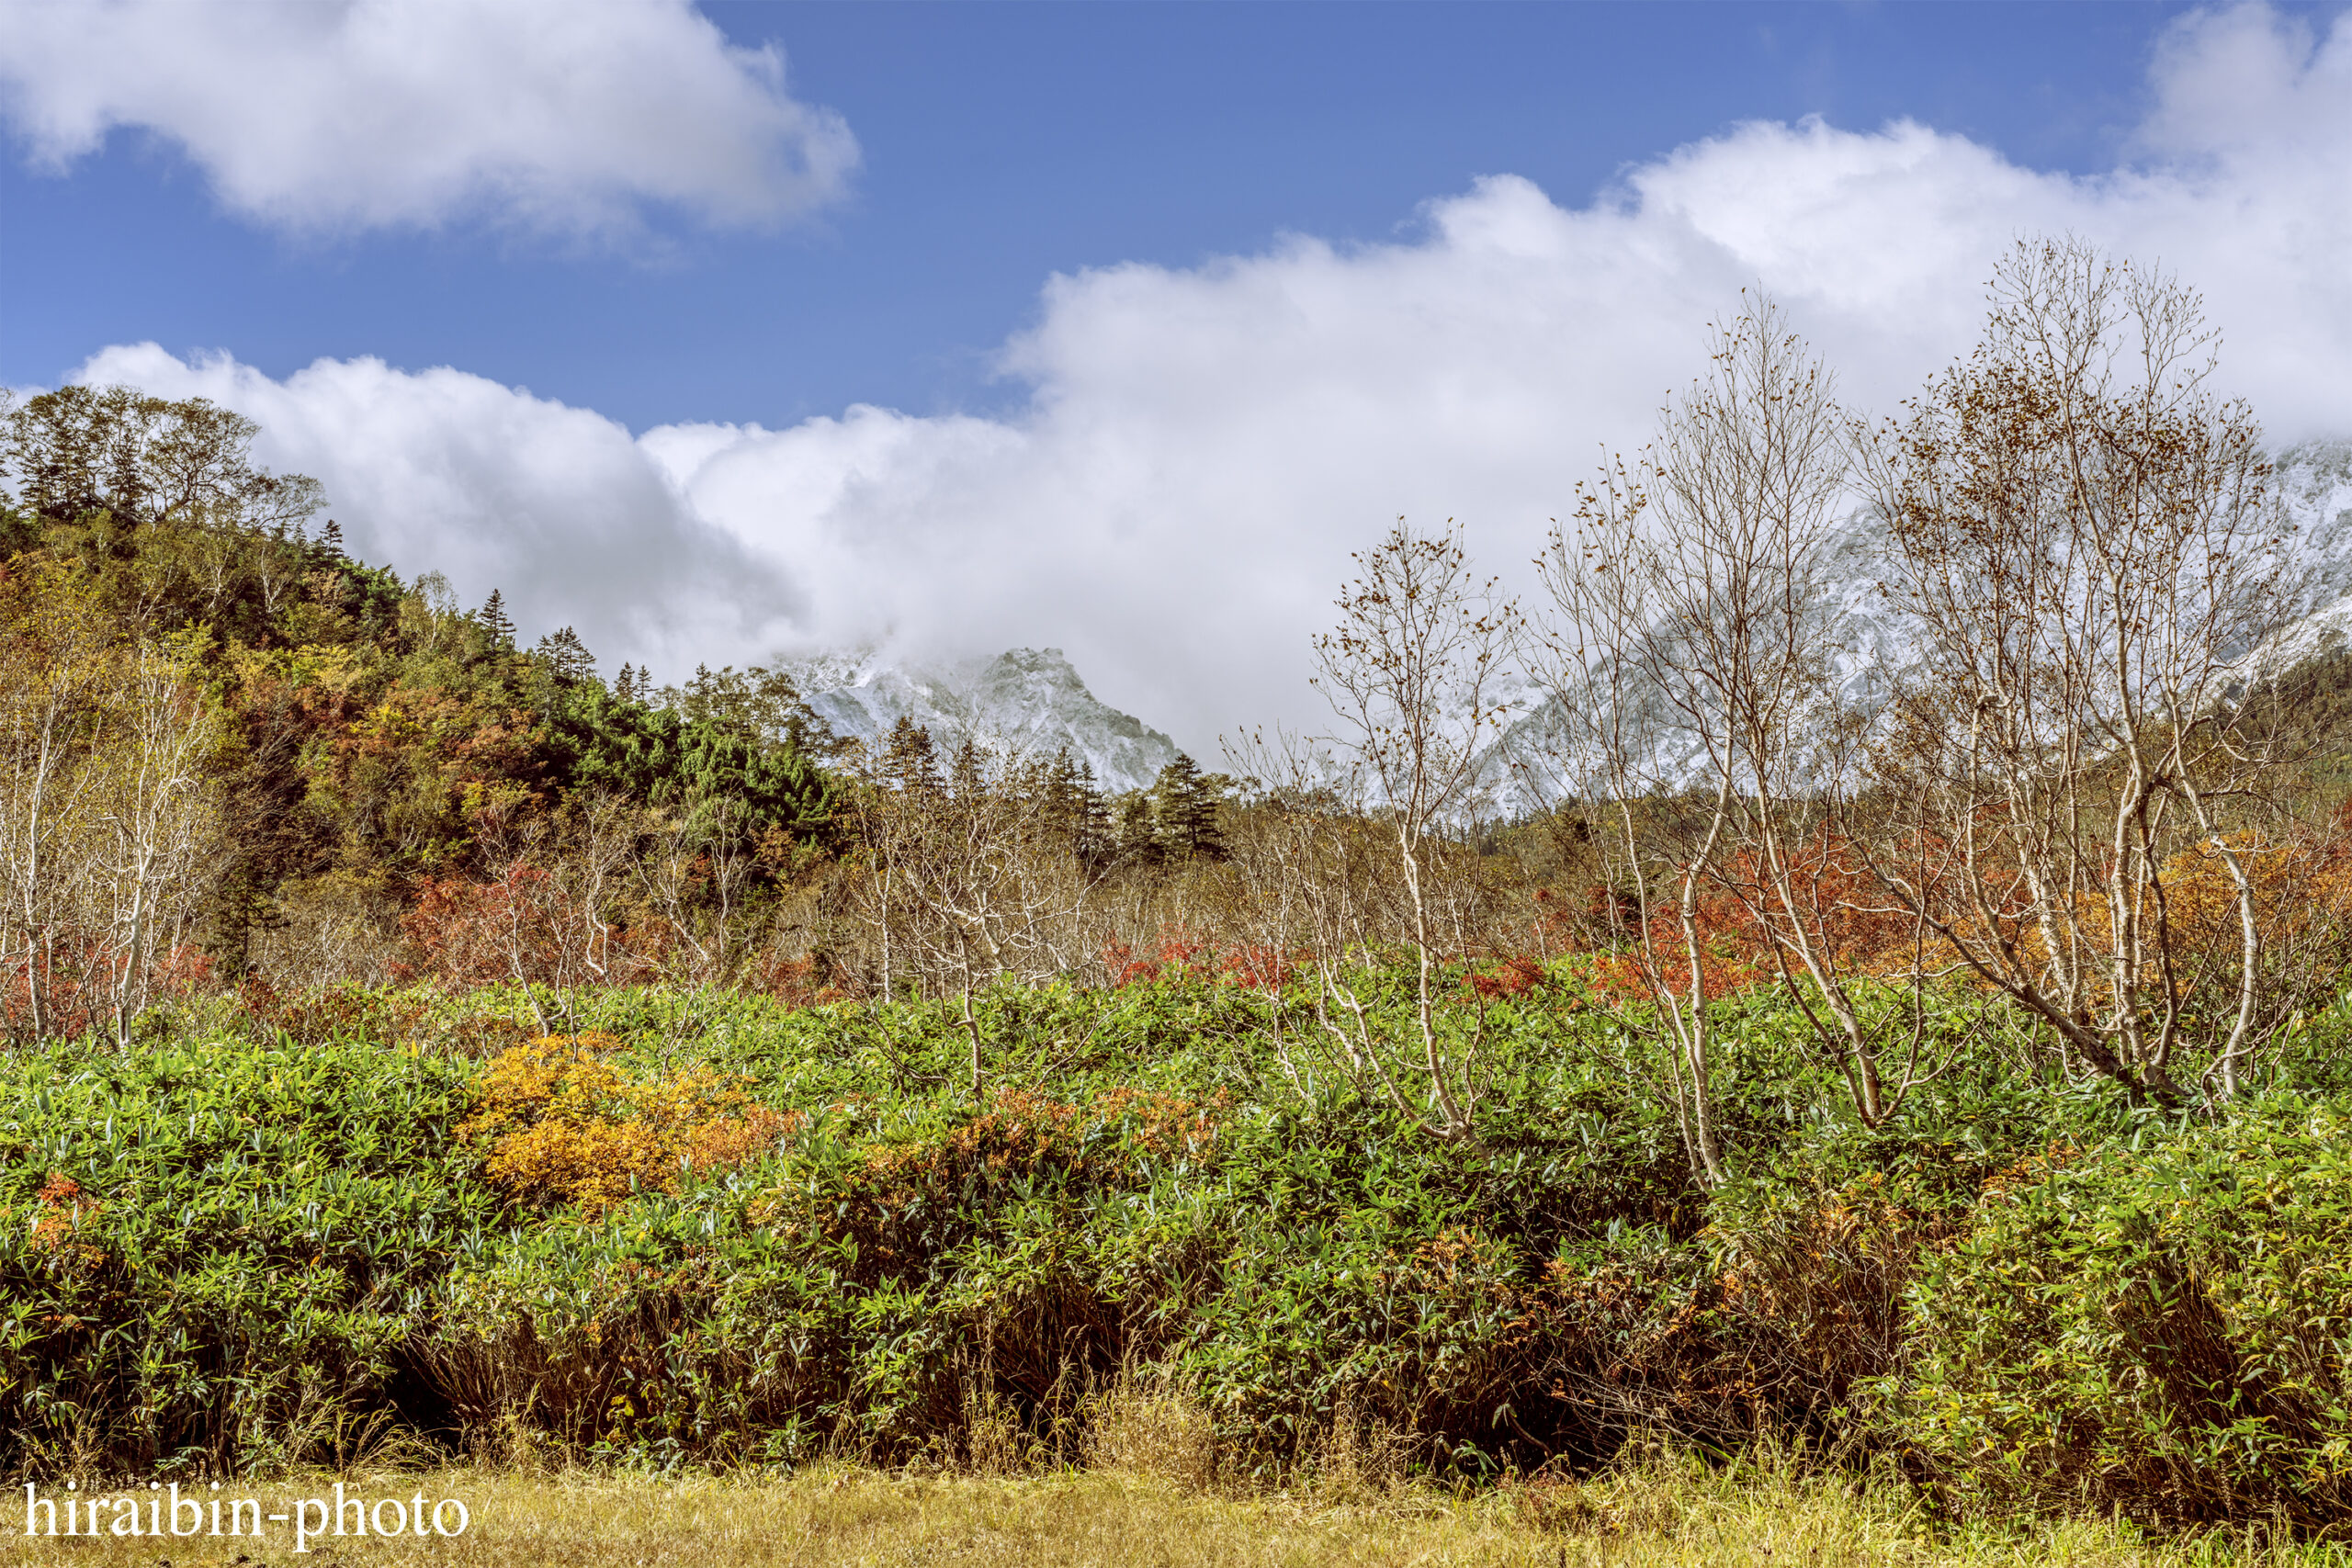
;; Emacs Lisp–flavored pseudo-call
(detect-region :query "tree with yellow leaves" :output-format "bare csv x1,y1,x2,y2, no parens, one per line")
0,559,225,1043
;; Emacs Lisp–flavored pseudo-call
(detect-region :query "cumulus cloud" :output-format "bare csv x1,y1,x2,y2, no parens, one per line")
71,343,800,677
650,4,2349,748
0,0,856,236
2138,0,2352,164
56,2,2352,752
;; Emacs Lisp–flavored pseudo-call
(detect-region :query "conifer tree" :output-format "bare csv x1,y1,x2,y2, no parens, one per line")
1039,751,1101,869
1039,751,1081,851
1040,750,1114,869
479,587,515,647
881,716,943,795
1073,760,1113,867
535,626,596,684
1043,750,1082,831
948,738,987,799
658,662,832,756
1114,791,1160,867
1149,752,1226,861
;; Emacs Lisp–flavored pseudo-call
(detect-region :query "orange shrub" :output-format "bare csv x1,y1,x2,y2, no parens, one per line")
27,1172,107,1272
1467,954,1548,999
460,1033,796,1212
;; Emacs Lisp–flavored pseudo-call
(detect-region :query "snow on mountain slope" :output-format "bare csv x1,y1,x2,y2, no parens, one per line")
1473,438,2352,816
771,445,2348,813
777,646,1182,794
2259,438,2352,626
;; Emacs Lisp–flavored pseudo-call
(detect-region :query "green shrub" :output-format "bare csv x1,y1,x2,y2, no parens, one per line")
0,1035,495,1475
9,973,2348,1529
1894,1096,2352,1529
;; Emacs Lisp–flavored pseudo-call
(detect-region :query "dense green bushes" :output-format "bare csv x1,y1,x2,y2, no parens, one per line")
2,974,2347,1536
0,1034,493,1472
1898,1097,2352,1529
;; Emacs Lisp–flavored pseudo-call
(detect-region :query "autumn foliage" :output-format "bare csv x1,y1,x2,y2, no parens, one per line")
460,1033,795,1212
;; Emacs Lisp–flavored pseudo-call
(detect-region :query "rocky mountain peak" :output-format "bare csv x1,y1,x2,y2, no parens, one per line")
777,645,1182,794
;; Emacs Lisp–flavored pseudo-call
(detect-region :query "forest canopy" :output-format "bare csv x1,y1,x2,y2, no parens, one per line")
0,383,841,1036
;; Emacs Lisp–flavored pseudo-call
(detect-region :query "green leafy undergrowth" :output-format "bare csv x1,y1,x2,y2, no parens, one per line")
5,975,2348,1532
0,1035,493,1475
1896,1095,2352,1529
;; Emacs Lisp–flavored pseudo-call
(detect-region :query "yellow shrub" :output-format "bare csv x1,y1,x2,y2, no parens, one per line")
461,1034,793,1212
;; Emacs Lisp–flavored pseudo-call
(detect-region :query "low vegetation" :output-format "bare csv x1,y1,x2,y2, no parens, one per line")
5,976,2350,1540
13,1456,2346,1567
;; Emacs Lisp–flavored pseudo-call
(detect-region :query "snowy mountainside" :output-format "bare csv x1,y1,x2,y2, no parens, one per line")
777,647,1182,795
2266,439,2352,618
2241,441,2352,676
1473,438,2352,816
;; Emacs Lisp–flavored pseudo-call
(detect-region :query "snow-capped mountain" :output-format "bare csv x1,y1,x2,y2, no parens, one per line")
778,646,1183,794
775,445,2349,814
1474,438,2352,815
2239,440,2352,677
2264,439,2352,618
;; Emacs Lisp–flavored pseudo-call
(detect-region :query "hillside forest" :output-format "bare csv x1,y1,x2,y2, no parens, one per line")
4,239,2350,1536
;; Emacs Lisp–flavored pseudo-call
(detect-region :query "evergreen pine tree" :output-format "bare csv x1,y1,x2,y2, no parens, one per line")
651,662,831,756
1043,750,1082,840
1149,753,1225,861
1041,750,1113,868
535,626,597,684
1073,760,1113,868
773,675,835,760
319,518,346,559
947,738,986,799
479,587,515,647
615,662,638,702
1114,791,1161,867
881,716,943,795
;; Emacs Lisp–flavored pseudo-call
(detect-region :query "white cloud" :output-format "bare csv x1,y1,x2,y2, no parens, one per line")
0,0,856,236
2138,0,2352,164
70,343,800,677
56,2,2352,754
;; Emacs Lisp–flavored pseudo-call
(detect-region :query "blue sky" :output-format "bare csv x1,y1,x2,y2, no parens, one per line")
4,1,2350,746
0,2,2280,428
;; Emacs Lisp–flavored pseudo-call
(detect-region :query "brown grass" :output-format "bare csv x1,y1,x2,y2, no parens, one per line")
6,1460,2336,1568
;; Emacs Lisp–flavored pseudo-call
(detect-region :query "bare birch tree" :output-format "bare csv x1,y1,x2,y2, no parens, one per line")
846,739,1099,1095
1,563,115,1041
1532,299,1947,1182
1301,522,1517,1144
1850,237,2291,1106
1,561,225,1044
83,637,226,1044
633,796,760,987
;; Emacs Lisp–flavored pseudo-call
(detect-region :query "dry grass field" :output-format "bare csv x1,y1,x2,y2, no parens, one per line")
6,1460,2337,1568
